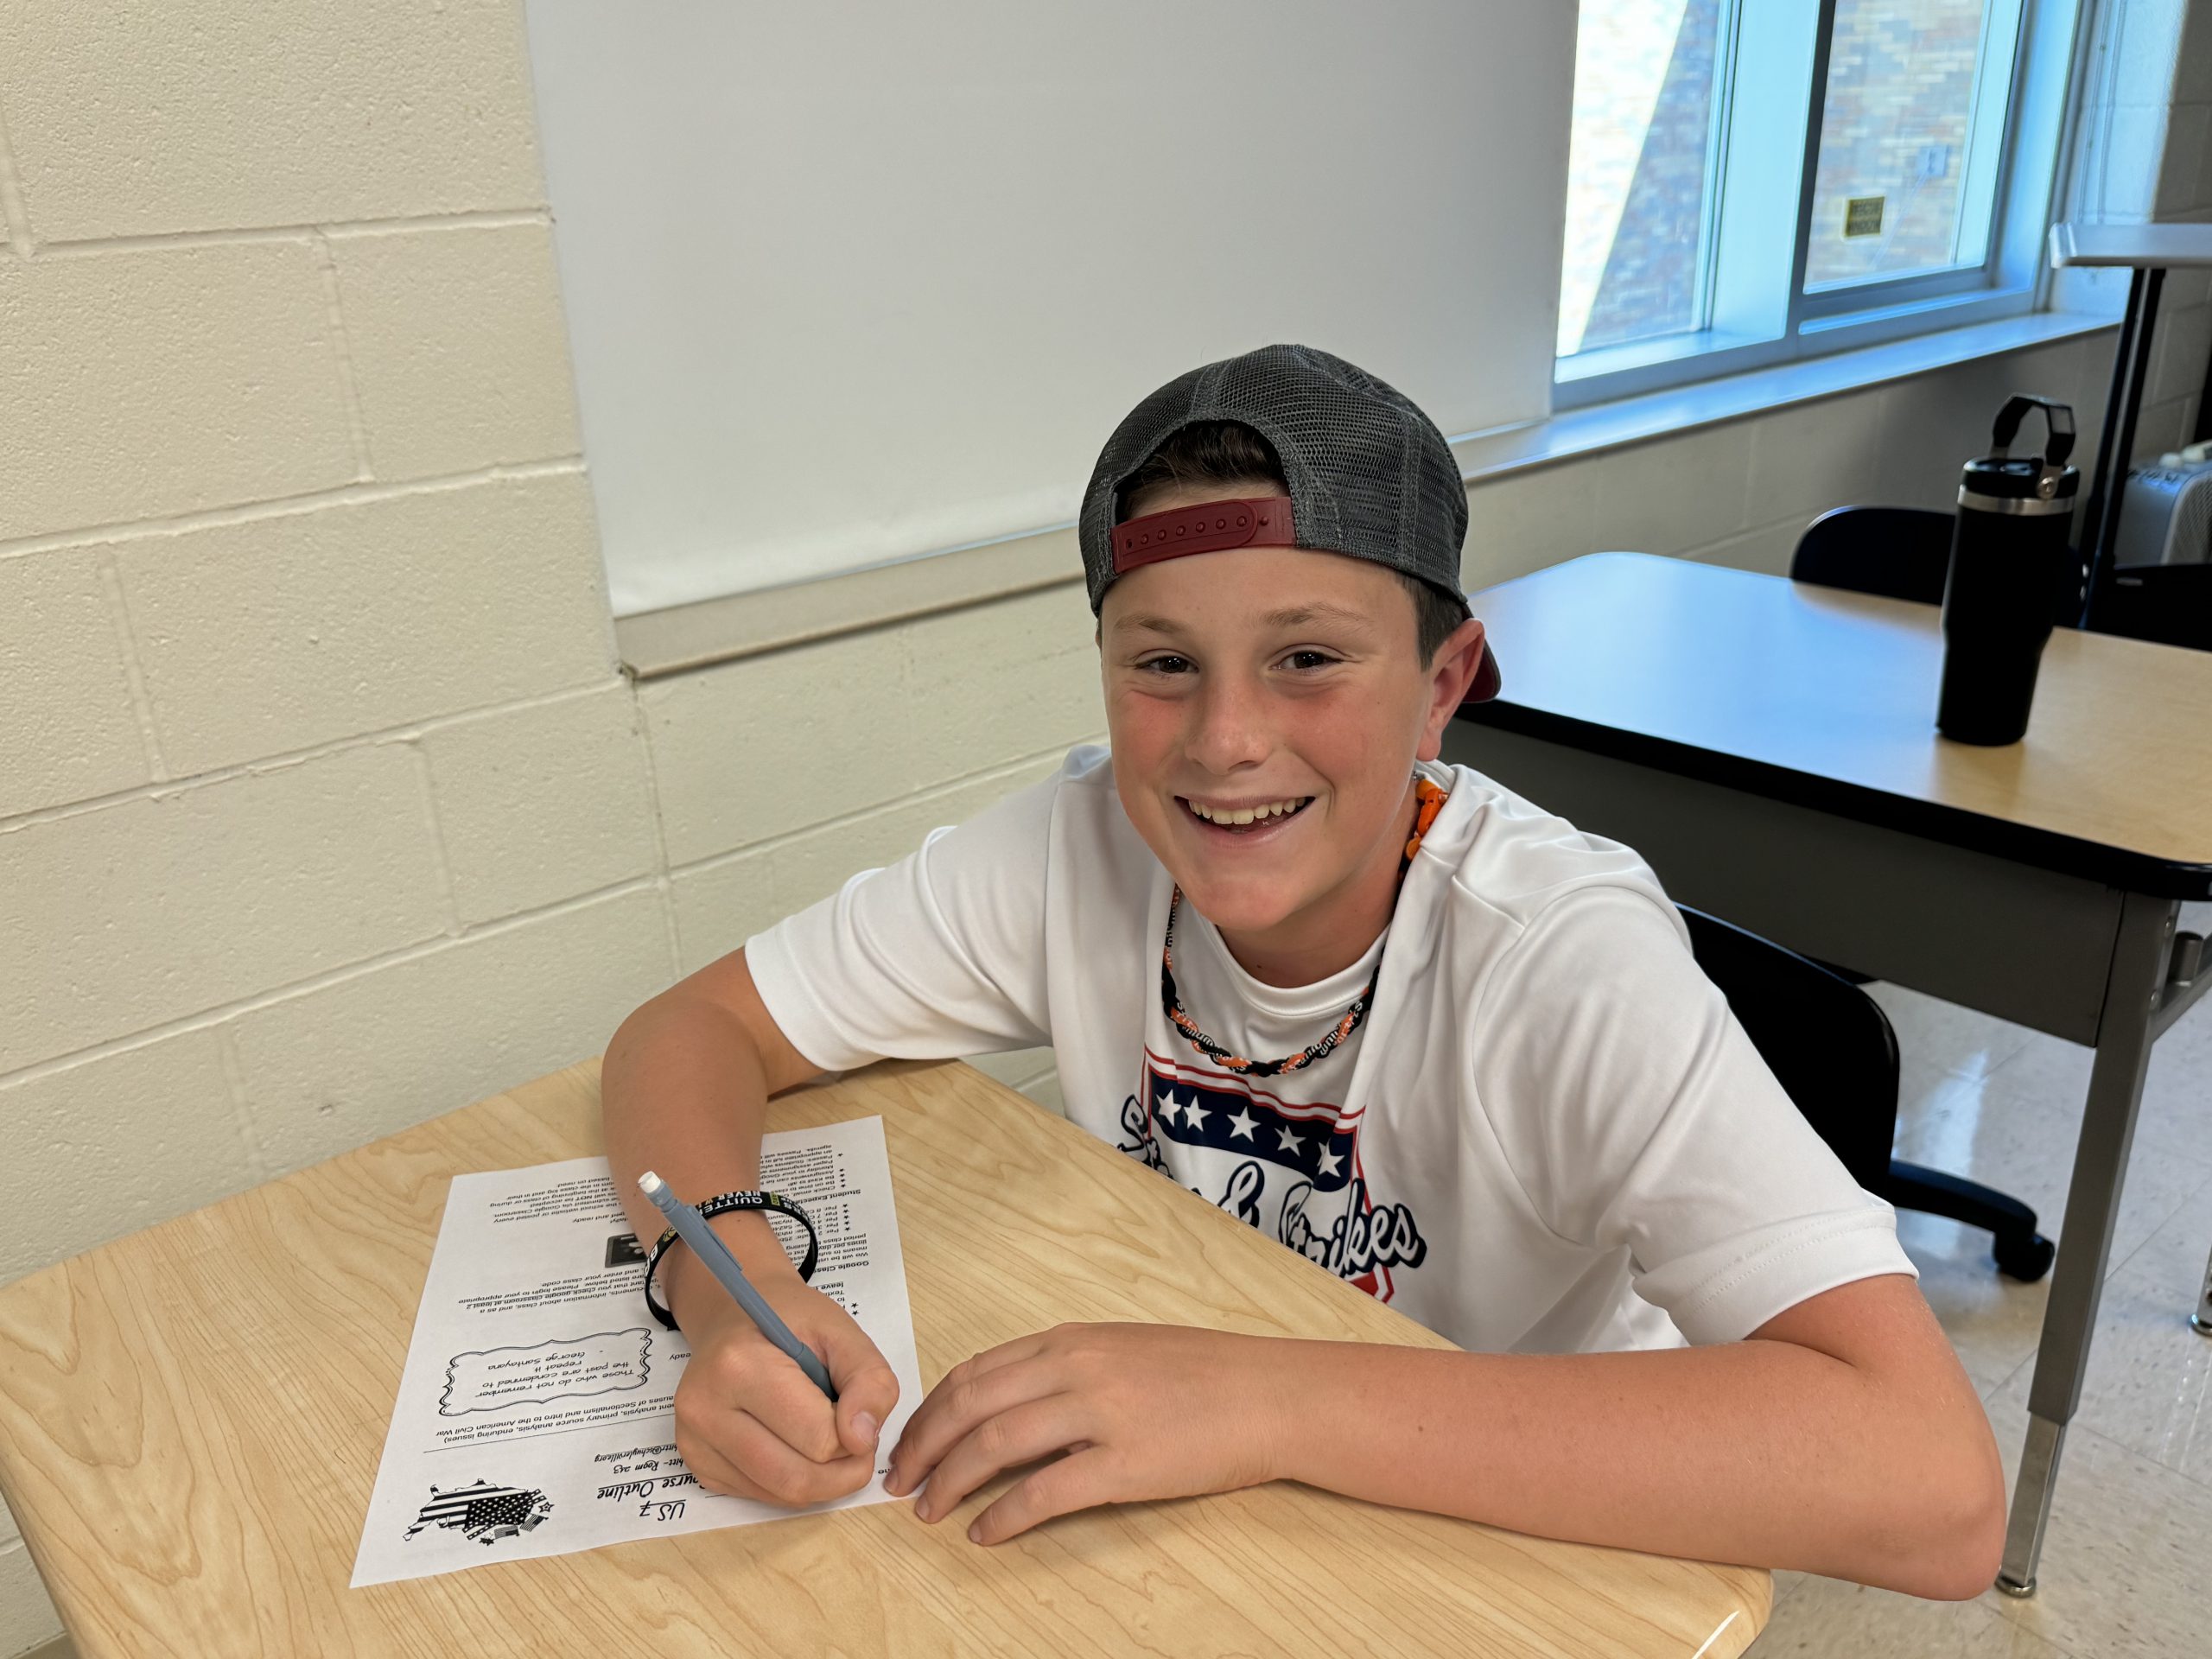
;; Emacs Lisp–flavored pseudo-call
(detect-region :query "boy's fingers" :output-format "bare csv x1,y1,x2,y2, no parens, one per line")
679,1429,771,1504
969,1446,1113,1545
946,1331,1052,1387
716,1408,875,1507
833,1357,900,1460
887,1327,1061,1477
887,1357,1049,1496
738,1345,846,1465
912,1396,1081,1523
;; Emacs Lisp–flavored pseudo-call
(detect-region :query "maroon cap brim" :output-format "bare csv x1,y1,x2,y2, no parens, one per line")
1465,645,1502,703
1113,493,1502,702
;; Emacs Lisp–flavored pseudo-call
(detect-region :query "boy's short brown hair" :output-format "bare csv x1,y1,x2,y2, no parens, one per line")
1117,420,1466,671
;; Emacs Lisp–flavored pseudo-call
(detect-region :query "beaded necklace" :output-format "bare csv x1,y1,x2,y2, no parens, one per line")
1160,775,1448,1078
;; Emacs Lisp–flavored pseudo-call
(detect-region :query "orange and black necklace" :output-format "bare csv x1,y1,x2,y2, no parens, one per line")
1160,775,1447,1078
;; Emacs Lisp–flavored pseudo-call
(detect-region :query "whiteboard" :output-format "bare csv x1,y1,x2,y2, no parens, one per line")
524,2,1573,618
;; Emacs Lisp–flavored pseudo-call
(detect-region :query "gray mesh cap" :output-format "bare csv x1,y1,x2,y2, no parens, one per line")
1077,342,1498,701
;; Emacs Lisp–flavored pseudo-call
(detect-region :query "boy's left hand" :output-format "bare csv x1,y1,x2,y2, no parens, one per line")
884,1322,1286,1543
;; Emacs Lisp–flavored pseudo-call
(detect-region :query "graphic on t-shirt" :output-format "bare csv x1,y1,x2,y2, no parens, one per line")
1120,1049,1427,1301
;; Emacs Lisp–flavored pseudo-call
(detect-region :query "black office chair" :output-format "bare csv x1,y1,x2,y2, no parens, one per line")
1680,905,2056,1281
1792,503,2212,650
2087,561,2212,651
1791,505,1954,606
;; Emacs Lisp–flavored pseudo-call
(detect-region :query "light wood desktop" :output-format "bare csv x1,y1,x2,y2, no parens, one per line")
0,1058,1769,1657
1465,551,2212,883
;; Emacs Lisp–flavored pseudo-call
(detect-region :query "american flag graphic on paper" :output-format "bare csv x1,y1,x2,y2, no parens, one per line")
403,1480,555,1547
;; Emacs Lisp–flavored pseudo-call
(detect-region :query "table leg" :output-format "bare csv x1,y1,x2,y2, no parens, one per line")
1996,890,2178,1596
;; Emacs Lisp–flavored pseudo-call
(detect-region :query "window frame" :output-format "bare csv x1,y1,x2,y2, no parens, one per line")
1554,0,2084,412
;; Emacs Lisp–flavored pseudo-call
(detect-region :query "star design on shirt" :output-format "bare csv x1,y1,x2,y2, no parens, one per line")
1228,1108,1257,1141
1276,1124,1303,1156
1316,1146,1344,1178
1154,1089,1181,1127
1183,1098,1211,1132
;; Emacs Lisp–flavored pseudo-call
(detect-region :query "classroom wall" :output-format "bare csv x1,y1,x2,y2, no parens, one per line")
2122,0,2212,452
2053,0,2212,449
1,3,2207,1655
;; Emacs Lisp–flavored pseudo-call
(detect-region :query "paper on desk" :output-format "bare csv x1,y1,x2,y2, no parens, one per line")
351,1116,922,1586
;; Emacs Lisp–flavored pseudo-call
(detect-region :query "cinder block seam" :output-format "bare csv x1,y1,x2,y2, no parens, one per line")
664,734,1106,884
0,677,626,837
30,208,550,263
403,742,463,938
310,230,374,481
621,680,689,976
651,885,683,984
0,457,585,563
1694,512,1822,559
321,211,550,245
215,1027,265,1185
0,875,665,1096
0,91,31,255
93,548,168,782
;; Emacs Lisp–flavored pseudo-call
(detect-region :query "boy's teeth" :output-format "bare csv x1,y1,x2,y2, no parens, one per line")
1191,798,1308,824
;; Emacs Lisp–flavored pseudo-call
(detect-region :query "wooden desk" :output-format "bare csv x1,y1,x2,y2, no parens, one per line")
1466,550,2212,895
0,1058,1768,1657
1451,552,2212,1596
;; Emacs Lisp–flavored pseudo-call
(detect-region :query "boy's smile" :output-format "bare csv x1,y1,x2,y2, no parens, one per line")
1097,490,1484,988
1179,793,1311,833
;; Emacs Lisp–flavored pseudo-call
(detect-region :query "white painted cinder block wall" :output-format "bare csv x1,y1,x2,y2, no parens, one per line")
2136,0,2212,445
0,3,2205,1655
2062,0,2212,448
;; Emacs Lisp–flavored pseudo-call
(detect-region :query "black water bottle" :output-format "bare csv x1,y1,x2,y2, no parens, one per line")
1936,396,2080,746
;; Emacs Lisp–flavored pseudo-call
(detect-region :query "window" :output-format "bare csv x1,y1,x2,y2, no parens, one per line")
1556,0,2081,407
1803,0,2022,292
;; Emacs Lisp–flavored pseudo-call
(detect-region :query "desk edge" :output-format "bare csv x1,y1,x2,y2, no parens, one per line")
1453,702,2212,901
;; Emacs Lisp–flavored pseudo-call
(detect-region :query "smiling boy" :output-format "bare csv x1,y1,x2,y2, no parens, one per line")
601,345,2005,1596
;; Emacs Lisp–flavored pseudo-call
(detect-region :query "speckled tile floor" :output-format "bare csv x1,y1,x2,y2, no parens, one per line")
1748,938,2212,1659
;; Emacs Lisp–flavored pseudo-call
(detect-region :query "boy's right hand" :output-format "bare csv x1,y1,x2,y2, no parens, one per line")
669,1257,899,1508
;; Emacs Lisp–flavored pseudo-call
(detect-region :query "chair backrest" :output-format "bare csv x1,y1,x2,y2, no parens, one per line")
1677,906,1897,1192
2088,562,2212,652
1790,505,1955,605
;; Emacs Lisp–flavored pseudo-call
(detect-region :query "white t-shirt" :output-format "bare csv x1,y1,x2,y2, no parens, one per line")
748,745,1914,1354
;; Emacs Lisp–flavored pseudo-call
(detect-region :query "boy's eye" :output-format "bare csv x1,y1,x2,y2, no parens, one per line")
1128,650,1338,676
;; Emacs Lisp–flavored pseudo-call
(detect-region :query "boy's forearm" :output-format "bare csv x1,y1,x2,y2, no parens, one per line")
1262,1336,2001,1599
601,991,800,1313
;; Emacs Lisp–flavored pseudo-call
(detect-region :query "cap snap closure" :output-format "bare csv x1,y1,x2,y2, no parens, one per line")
1110,495,1300,573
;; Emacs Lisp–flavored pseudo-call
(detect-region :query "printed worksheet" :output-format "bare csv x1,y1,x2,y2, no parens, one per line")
351,1116,922,1586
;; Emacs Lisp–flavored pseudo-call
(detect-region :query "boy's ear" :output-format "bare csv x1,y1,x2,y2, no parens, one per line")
1418,618,1488,761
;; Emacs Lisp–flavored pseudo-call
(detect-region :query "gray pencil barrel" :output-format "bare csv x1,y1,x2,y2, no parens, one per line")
639,1174,837,1401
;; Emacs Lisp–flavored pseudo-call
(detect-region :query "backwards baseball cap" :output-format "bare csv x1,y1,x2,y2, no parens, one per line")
1076,342,1499,702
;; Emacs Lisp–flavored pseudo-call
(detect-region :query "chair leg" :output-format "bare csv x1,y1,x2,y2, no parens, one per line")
2193,1241,2212,1338
1882,1160,2056,1281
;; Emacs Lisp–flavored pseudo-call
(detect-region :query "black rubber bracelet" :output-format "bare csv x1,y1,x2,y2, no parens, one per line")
641,1189,821,1332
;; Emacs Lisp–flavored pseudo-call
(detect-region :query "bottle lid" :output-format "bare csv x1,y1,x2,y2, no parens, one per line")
1961,454,2080,503
1960,395,2078,513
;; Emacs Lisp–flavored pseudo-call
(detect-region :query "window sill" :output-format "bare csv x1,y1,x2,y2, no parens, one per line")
617,308,2119,681
1453,308,2117,485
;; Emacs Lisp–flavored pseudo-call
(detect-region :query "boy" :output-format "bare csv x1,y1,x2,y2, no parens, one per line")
602,345,2005,1597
